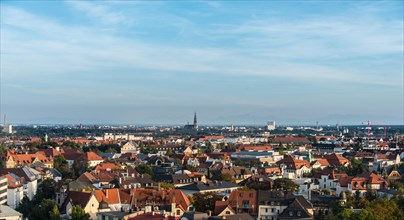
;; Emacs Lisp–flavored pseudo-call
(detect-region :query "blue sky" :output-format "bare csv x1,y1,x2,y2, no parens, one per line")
1,1,403,125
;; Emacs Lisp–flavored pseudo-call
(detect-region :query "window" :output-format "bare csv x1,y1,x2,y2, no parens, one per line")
249,193,253,198
289,211,293,216
226,211,231,214
265,208,268,213
176,210,181,215
242,200,249,207
271,208,275,212
297,211,301,216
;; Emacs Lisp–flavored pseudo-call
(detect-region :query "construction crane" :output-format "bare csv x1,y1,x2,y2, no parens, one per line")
361,120,387,150
361,120,387,139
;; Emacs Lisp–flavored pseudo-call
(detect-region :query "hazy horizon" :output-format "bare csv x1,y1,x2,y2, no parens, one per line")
1,1,403,125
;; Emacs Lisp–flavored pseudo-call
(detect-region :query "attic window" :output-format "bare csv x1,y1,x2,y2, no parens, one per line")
289,211,293,216
297,211,301,216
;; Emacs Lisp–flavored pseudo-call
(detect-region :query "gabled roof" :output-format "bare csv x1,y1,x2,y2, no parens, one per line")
375,153,398,160
7,152,51,165
63,151,83,160
95,162,122,171
1,173,23,188
94,188,121,205
129,189,191,211
276,155,311,170
37,148,61,158
323,153,349,167
221,166,252,176
313,159,330,167
278,196,313,219
214,200,235,215
0,167,36,182
63,191,93,208
81,152,103,161
258,190,295,205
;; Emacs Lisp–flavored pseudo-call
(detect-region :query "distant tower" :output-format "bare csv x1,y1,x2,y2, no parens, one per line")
267,121,276,131
2,114,12,134
193,112,198,130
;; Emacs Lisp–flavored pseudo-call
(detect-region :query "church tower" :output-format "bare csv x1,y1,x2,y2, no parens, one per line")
193,112,198,130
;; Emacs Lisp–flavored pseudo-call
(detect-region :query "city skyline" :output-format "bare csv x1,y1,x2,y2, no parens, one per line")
1,1,403,125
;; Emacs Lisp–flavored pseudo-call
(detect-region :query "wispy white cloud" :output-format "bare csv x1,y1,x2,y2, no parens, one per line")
65,1,130,25
1,1,403,124
2,4,401,87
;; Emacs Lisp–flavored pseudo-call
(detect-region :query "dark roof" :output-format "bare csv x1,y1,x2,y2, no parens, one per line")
258,190,296,205
154,174,192,184
0,167,36,182
177,181,238,191
181,211,209,220
62,191,92,209
279,197,313,220
209,213,254,220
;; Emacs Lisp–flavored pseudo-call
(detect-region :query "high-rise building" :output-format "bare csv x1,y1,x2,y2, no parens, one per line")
1,114,12,134
267,121,276,131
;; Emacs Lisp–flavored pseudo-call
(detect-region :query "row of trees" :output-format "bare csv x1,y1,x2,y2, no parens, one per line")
16,178,89,220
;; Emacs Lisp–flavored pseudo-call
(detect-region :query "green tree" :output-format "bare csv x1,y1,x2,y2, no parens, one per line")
273,178,298,191
49,204,61,220
29,199,59,220
185,165,197,172
278,143,285,156
193,192,222,212
41,179,57,199
341,158,368,176
166,148,174,157
71,205,90,220
17,197,32,218
73,159,88,178
159,182,175,189
0,144,8,155
63,141,80,149
220,173,236,183
135,164,153,176
205,142,213,153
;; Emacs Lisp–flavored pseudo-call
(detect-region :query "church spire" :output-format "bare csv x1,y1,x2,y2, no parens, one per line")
193,112,198,130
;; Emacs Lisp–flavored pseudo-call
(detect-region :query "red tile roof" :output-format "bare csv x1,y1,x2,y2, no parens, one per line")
276,155,311,170
81,152,103,161
94,188,121,204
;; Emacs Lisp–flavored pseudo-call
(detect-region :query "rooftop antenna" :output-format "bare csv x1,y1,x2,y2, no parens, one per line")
3,114,6,126
316,121,319,131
